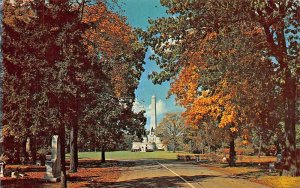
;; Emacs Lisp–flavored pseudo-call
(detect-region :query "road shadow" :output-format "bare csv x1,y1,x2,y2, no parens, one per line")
66,159,137,169
88,174,218,187
225,169,267,180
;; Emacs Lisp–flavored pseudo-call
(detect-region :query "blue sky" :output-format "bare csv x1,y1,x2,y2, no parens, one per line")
119,0,183,130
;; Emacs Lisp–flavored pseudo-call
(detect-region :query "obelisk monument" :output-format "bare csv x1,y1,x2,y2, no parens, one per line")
131,95,167,151
150,95,157,135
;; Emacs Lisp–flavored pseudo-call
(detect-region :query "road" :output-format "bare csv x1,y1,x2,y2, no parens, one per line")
110,160,269,188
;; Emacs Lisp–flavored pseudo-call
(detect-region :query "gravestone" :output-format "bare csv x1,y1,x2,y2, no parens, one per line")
269,162,275,172
44,135,61,182
276,154,282,163
0,161,5,177
26,137,30,154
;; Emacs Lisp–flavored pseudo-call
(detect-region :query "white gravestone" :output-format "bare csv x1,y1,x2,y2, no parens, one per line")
44,135,61,182
0,161,5,177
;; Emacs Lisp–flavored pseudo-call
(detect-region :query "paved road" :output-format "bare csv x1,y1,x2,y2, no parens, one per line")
110,160,269,188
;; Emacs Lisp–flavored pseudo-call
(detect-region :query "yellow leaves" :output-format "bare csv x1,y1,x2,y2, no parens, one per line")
230,127,238,133
2,125,11,137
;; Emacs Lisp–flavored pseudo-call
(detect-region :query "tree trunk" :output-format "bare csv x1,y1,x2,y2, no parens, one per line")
21,138,28,162
101,147,106,163
60,126,67,188
258,133,262,158
173,141,177,153
14,147,21,164
282,71,298,176
69,124,78,173
13,140,21,164
229,133,236,167
30,136,37,163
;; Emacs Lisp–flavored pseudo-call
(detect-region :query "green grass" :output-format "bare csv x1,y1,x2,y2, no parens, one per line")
77,151,180,160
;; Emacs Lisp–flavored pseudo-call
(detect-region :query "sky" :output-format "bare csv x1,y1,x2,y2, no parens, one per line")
119,0,183,130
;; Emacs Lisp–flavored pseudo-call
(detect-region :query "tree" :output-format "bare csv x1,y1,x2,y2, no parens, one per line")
80,1,146,162
3,0,88,186
140,0,298,169
3,1,145,186
251,0,300,176
156,112,186,152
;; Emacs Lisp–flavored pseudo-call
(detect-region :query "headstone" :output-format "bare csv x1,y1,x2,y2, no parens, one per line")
269,162,275,172
0,161,5,177
222,157,227,163
44,135,61,182
276,154,282,163
26,137,30,154
11,172,17,178
36,160,41,166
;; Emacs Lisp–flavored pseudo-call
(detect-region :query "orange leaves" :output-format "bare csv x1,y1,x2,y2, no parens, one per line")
242,26,263,37
169,29,248,133
82,2,134,59
82,2,139,98
172,61,242,132
170,63,202,107
82,3,107,24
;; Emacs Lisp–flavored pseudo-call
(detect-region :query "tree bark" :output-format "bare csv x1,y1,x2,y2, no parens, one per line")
21,138,28,162
229,133,236,167
30,136,37,163
258,133,262,158
60,126,67,188
282,71,298,176
101,147,106,163
69,124,78,173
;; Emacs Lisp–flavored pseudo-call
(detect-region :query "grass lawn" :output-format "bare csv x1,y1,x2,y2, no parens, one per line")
77,151,180,160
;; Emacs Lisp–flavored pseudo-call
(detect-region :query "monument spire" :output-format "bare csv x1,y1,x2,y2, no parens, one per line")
150,95,157,135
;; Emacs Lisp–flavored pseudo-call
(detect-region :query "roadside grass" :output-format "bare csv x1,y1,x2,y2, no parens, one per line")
205,164,300,188
259,176,300,188
77,151,180,160
200,155,300,188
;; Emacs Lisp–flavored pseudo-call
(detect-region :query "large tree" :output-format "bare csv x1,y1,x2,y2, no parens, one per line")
141,0,299,172
251,0,299,176
3,0,88,186
80,1,146,162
